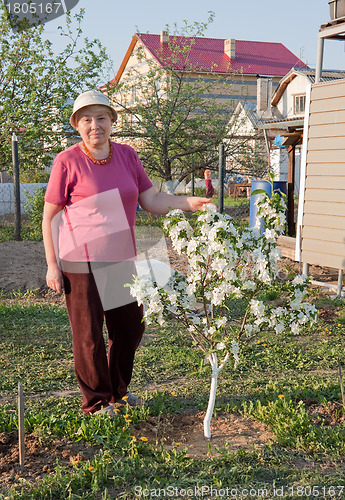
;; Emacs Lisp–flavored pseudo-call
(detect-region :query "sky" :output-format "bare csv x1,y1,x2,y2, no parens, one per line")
42,0,345,79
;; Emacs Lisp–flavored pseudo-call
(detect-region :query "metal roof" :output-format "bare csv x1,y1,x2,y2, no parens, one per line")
259,117,304,130
135,34,308,77
290,67,345,83
241,102,262,128
271,67,345,106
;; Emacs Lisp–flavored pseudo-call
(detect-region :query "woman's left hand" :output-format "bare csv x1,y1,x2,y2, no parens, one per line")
186,196,214,212
139,187,215,214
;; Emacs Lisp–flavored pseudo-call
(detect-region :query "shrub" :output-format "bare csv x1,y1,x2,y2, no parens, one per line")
24,187,46,241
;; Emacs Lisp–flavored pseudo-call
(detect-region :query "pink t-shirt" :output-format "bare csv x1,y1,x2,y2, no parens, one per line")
45,142,153,262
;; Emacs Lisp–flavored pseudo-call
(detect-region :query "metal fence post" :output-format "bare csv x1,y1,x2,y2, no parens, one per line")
218,143,225,214
12,133,21,241
191,173,195,197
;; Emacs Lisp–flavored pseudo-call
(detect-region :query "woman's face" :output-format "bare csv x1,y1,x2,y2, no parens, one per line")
76,105,112,149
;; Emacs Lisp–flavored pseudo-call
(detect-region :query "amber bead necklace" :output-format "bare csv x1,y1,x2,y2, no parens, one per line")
82,139,113,165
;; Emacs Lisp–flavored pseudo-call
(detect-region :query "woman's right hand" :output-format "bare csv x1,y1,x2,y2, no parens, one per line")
46,264,64,294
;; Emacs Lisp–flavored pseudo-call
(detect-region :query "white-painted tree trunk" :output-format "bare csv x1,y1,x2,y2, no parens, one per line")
162,180,180,195
203,352,229,439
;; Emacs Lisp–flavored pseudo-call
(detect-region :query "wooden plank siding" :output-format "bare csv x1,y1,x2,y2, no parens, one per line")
300,79,345,270
303,213,345,230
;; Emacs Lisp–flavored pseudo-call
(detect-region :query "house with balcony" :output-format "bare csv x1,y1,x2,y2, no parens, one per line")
261,68,345,191
227,67,345,235
229,68,345,189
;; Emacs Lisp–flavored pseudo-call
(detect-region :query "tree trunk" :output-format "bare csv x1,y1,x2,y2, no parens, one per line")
204,354,218,439
162,179,180,195
203,351,229,439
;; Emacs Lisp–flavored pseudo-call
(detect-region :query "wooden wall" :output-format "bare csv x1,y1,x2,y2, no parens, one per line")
300,79,345,269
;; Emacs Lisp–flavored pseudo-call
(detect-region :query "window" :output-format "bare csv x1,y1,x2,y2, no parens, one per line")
294,94,306,114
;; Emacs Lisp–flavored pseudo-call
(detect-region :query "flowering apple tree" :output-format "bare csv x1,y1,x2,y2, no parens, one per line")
130,184,318,438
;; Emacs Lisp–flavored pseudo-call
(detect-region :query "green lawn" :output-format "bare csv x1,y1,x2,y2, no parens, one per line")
1,284,345,498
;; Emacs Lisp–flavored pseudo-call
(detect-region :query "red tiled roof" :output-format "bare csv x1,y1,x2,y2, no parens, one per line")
136,33,308,76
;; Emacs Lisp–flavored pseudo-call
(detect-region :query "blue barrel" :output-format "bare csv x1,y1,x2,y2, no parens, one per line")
249,180,287,231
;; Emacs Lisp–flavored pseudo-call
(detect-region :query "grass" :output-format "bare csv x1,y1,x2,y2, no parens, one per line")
1,287,345,499
0,219,39,242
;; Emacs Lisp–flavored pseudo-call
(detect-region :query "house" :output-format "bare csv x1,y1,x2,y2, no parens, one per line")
225,80,285,181
107,32,308,125
263,68,345,186
226,68,345,235
265,68,345,233
293,11,345,288
230,68,345,185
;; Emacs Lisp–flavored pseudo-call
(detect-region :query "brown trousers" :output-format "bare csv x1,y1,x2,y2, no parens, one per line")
63,269,144,415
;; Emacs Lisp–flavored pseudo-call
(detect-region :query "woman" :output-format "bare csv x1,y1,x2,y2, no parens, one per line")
42,90,211,416
204,169,214,198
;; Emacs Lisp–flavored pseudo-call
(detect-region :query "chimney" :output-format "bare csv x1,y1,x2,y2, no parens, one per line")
160,30,169,44
224,38,235,59
257,77,272,115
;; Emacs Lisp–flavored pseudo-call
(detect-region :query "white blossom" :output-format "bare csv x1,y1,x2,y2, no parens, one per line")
264,228,277,241
244,324,260,335
129,193,317,398
250,299,265,317
275,322,285,334
216,317,227,329
290,322,300,335
290,289,306,310
165,208,184,219
216,342,226,351
187,239,199,255
243,280,256,291
292,275,307,286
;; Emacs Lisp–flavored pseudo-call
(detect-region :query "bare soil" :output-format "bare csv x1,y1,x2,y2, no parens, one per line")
132,410,274,458
0,413,275,492
0,239,343,492
0,238,340,297
0,431,99,491
0,241,48,295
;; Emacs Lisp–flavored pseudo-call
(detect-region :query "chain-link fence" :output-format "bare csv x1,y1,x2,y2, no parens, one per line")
0,183,47,217
0,179,250,240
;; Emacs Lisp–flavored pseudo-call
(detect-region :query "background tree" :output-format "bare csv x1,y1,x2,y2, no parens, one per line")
108,14,257,193
0,7,112,181
226,138,269,181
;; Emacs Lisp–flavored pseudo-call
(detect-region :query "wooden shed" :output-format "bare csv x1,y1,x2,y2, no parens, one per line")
296,78,345,270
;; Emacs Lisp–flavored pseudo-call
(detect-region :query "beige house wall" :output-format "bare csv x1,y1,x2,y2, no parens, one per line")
299,78,345,270
275,74,310,118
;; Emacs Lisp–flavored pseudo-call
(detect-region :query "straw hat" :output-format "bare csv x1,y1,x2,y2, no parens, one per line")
70,90,117,128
